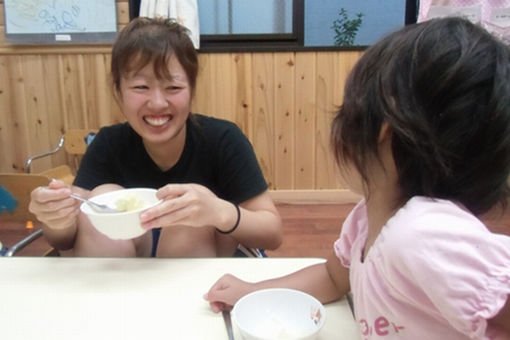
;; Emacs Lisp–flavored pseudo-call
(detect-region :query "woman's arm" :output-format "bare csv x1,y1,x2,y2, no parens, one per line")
204,250,350,312
29,180,89,250
217,190,282,250
140,184,283,251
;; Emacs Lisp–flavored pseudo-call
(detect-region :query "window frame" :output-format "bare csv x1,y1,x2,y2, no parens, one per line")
128,0,304,52
128,0,417,53
198,0,304,52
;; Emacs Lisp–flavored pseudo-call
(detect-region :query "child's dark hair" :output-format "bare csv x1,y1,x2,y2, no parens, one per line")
111,17,198,95
331,17,510,215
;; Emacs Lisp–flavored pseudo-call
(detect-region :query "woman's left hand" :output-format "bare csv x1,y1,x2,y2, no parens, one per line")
139,183,235,230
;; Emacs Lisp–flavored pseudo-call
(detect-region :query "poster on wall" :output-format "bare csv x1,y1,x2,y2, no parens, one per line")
418,0,510,45
3,0,118,44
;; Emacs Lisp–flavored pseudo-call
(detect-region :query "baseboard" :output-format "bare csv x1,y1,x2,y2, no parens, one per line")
268,189,362,204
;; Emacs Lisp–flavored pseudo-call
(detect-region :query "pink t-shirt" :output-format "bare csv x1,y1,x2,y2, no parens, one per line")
335,196,510,340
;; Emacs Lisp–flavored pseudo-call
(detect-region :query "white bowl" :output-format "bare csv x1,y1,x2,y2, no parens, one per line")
232,288,326,340
80,188,161,240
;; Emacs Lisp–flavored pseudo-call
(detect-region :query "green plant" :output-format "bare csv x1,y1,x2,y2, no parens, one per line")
331,8,364,46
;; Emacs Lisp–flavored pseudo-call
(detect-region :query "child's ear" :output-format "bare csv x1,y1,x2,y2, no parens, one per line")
378,122,392,143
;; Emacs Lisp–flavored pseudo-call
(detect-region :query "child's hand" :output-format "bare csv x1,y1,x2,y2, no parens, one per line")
203,274,255,313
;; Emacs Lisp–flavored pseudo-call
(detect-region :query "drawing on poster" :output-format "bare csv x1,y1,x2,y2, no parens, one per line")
3,0,117,44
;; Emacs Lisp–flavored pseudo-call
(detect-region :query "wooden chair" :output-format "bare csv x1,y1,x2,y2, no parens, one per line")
25,129,97,185
0,173,57,256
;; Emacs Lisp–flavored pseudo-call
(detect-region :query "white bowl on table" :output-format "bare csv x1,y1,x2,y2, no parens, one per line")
80,188,161,240
232,288,326,340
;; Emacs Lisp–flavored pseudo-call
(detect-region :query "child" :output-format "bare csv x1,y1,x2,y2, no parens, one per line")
28,17,282,257
205,17,510,339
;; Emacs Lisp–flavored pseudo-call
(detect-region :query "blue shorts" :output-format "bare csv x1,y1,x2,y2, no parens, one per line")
151,228,161,257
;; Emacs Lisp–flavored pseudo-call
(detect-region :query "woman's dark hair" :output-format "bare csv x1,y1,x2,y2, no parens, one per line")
331,17,510,215
111,17,198,95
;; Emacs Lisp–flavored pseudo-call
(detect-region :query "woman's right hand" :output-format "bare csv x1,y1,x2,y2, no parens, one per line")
29,179,81,231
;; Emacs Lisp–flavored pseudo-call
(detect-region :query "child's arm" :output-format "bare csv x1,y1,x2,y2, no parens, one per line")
204,250,350,312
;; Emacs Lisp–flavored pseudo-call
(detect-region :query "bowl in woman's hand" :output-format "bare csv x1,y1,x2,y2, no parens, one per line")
80,188,161,240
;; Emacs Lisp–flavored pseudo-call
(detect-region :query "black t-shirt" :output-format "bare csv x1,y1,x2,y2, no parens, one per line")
74,114,268,204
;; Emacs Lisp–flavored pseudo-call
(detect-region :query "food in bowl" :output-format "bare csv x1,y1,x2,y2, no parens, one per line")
232,288,326,340
80,188,161,240
115,193,145,212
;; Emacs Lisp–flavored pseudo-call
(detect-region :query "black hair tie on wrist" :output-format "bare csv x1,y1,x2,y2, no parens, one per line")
217,202,241,234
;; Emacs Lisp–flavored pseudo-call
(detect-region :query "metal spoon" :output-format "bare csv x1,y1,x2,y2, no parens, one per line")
222,310,235,340
70,193,121,213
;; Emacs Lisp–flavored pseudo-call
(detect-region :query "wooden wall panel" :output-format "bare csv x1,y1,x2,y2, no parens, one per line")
21,55,54,167
251,53,275,187
6,55,31,171
0,55,16,170
40,55,68,170
191,54,212,119
60,55,87,129
274,53,295,190
316,52,340,190
231,53,252,134
294,53,316,189
0,1,362,192
210,53,234,122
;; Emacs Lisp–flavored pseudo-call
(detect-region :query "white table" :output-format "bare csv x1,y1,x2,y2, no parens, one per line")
0,257,360,340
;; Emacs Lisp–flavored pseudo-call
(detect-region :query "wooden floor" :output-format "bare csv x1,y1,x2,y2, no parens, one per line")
0,204,353,258
266,203,355,258
0,220,51,256
1,202,508,258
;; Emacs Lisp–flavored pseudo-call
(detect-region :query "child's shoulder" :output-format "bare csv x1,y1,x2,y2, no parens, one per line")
376,197,510,337
380,196,510,268
388,196,487,237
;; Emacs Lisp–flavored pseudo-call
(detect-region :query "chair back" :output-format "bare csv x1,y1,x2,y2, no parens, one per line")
0,173,50,222
64,129,97,155
25,129,97,185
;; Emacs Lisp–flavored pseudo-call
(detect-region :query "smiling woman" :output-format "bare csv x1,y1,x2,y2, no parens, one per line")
28,16,283,258
116,57,192,159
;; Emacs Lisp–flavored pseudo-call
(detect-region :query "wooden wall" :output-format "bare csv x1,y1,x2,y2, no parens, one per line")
0,1,362,200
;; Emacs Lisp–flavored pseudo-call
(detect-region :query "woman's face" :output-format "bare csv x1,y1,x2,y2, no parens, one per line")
118,56,191,146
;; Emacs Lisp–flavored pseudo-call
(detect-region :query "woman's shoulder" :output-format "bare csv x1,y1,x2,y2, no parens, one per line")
97,122,132,136
85,123,139,157
191,114,241,134
189,114,248,150
94,122,137,144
